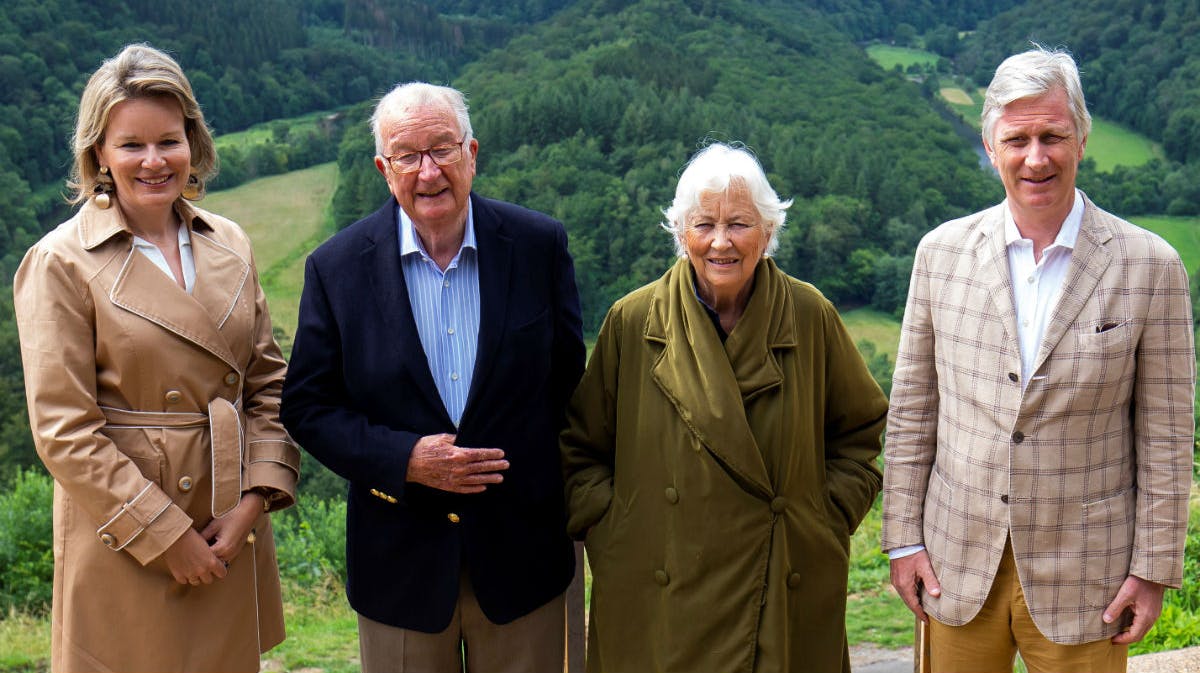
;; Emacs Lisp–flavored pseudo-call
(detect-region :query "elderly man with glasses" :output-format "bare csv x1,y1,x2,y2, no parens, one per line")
282,82,585,673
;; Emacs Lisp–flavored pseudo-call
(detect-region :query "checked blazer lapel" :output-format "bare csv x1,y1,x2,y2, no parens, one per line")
461,195,512,428
1032,199,1113,373
363,201,453,428
975,206,1020,352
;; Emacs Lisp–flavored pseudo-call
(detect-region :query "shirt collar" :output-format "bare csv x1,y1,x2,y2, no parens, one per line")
132,222,191,250
399,201,476,261
1003,188,1083,251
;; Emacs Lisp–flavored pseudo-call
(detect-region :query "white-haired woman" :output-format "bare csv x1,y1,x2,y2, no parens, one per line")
561,143,888,672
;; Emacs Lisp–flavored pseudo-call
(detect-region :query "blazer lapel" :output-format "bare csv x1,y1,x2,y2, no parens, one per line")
1032,200,1113,373
975,205,1020,350
363,199,452,427
462,195,511,425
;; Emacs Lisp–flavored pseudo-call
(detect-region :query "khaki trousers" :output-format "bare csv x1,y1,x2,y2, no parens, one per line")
358,573,565,673
929,539,1127,673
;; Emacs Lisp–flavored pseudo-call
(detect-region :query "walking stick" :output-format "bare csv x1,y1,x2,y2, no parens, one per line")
914,617,932,673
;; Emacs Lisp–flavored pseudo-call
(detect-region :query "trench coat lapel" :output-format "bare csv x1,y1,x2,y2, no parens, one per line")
362,201,452,427
462,195,511,426
99,206,243,371
1032,198,1112,372
648,258,775,500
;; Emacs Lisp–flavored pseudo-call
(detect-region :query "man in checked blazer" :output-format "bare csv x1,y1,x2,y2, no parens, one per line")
882,48,1194,673
281,82,584,672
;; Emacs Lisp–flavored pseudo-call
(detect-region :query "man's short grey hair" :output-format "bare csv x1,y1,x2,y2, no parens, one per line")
982,47,1091,148
371,82,473,156
661,143,792,257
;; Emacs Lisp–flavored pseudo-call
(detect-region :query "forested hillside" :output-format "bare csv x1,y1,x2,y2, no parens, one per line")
956,0,1200,215
332,0,1000,329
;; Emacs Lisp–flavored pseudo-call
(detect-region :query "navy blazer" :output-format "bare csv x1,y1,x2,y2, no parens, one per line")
281,193,585,631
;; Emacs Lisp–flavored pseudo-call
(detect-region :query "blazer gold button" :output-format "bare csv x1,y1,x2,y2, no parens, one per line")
223,372,239,386
770,497,787,513
787,573,802,589
164,389,182,404
178,476,193,492
447,513,461,523
1012,431,1025,443
100,533,116,547
654,570,670,586
664,487,679,504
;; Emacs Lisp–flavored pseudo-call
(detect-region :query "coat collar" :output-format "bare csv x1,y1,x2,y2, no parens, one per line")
645,257,796,500
94,199,248,371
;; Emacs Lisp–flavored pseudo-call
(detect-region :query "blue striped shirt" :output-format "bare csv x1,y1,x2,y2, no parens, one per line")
399,204,480,426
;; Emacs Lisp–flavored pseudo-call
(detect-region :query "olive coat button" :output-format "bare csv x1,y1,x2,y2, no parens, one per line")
665,487,679,504
164,390,182,404
100,533,116,547
447,513,461,524
654,570,670,586
223,372,239,386
178,476,194,492
787,573,802,589
770,497,787,513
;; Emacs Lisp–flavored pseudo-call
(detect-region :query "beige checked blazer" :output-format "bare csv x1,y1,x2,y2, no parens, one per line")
882,193,1195,645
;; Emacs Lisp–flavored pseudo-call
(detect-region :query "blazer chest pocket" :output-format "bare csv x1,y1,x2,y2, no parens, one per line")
1073,320,1133,357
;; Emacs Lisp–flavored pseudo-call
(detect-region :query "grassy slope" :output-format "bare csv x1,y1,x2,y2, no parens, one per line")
1131,215,1200,274
200,162,338,352
865,44,939,70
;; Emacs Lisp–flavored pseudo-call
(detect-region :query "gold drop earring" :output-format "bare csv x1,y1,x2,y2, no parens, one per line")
93,166,114,209
181,171,202,200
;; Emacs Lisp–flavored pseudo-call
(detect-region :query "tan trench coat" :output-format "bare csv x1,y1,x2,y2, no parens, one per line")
562,258,887,673
14,199,300,673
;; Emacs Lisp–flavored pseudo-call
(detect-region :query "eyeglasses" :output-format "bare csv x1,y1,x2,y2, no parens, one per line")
382,138,468,174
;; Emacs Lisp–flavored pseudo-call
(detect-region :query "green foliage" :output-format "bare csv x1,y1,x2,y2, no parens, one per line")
0,468,53,615
272,496,348,586
856,339,893,397
1131,495,1200,655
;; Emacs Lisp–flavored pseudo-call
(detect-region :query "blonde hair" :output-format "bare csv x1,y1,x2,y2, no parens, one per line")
69,43,217,204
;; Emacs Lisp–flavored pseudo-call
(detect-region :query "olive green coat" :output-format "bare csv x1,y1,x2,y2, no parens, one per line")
562,258,887,673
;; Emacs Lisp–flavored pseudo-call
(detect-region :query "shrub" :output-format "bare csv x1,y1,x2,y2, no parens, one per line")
0,467,53,614
273,495,347,587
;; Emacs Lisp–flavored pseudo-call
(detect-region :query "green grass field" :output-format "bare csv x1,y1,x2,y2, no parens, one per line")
215,109,346,152
842,307,902,361
200,162,339,351
1131,215,1200,274
1086,119,1162,172
866,44,939,71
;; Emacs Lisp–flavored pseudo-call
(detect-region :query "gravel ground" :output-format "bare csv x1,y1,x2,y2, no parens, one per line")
850,644,1200,672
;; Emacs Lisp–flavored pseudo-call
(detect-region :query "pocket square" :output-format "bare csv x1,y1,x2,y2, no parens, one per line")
1096,322,1121,333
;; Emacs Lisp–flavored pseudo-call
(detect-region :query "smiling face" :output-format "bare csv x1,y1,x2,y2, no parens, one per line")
94,96,191,233
681,181,769,310
374,104,478,235
984,87,1086,229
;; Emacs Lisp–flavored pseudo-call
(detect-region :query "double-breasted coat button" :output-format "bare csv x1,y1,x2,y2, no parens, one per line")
100,533,116,547
164,390,182,404
223,371,239,386
447,513,461,523
770,497,787,513
787,573,802,589
1011,431,1025,443
654,570,670,586
1007,372,1019,383
664,487,679,504
178,476,193,492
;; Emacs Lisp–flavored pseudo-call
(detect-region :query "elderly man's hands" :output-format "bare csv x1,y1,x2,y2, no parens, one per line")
406,433,509,494
890,550,942,623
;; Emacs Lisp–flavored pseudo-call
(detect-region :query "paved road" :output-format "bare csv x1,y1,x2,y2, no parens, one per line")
850,644,1200,672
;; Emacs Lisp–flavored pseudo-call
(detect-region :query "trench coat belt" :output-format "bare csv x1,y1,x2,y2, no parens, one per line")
100,397,244,518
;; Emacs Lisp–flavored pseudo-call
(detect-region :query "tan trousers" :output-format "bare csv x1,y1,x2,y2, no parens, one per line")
929,539,1128,673
358,573,566,673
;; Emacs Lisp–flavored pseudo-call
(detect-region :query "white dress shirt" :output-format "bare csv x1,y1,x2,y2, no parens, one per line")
132,224,196,293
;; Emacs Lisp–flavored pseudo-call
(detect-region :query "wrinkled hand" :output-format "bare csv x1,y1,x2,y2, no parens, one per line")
200,491,265,566
1104,575,1166,644
890,550,942,623
406,433,508,494
162,528,227,586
